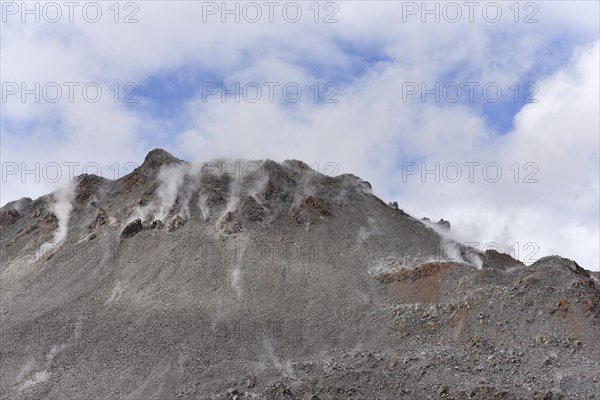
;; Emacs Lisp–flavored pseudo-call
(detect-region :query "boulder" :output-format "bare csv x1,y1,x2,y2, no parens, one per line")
150,219,165,230
437,218,451,231
107,216,120,229
168,215,186,232
481,249,525,270
120,219,143,239
89,208,108,230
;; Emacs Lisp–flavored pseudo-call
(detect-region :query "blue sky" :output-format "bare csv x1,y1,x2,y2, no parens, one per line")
1,1,599,269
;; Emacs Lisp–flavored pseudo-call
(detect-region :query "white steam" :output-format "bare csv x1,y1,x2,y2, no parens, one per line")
261,336,295,378
505,265,526,274
19,344,66,391
421,220,483,269
37,184,74,261
197,193,210,220
225,181,242,214
471,253,483,269
218,160,270,220
291,168,317,206
127,163,193,224
357,217,380,243
51,185,74,244
230,266,242,299
129,160,270,225
106,280,125,304
247,167,270,199
179,163,205,219
154,164,189,221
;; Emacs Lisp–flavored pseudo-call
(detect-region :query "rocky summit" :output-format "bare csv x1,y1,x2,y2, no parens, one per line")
1,149,599,400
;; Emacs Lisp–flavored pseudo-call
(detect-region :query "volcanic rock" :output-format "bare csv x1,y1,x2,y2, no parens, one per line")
0,208,19,227
0,149,598,400
120,218,143,239
481,249,525,270
150,219,165,230
215,211,243,234
167,215,186,232
74,174,106,204
289,196,332,223
89,208,108,230
241,195,265,222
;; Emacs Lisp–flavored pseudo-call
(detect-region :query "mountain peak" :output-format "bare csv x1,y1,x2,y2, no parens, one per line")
2,150,599,399
141,148,183,169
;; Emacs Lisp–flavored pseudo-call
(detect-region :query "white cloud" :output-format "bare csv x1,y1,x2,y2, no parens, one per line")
1,1,598,269
399,40,600,269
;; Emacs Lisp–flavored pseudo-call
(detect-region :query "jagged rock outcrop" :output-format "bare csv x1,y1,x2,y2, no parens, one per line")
141,148,184,170
422,216,451,231
150,219,165,230
0,208,19,227
74,174,106,205
289,196,332,223
481,249,525,270
241,195,265,222
88,208,108,230
116,148,184,195
120,218,143,239
215,211,243,234
167,215,186,232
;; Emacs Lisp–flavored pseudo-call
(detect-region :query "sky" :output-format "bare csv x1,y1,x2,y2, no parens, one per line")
1,1,599,269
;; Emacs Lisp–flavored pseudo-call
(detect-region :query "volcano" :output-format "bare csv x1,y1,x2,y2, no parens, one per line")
1,149,599,399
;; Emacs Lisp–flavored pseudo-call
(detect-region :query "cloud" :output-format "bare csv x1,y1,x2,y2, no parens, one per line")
399,40,600,269
1,2,598,269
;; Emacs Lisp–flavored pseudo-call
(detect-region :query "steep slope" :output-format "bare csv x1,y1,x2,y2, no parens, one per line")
1,149,599,399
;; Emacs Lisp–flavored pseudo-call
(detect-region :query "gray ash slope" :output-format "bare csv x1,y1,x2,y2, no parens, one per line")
1,149,599,400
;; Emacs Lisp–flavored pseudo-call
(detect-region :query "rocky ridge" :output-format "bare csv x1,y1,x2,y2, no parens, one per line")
1,149,599,400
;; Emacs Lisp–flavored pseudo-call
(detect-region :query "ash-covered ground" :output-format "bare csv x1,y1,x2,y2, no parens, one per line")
1,149,599,399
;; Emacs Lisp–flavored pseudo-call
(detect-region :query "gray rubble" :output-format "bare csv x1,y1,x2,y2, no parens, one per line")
1,149,599,399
